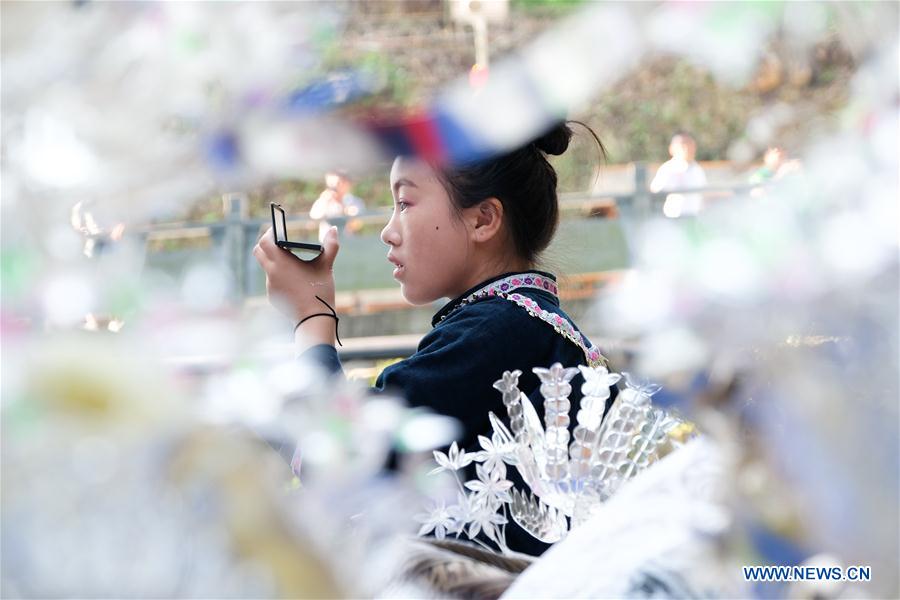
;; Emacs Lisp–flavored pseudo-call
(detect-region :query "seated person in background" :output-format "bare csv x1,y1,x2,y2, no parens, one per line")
749,146,805,197
309,170,366,239
650,132,707,218
750,146,786,184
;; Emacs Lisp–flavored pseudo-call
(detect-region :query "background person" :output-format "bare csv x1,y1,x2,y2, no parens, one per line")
650,132,708,218
750,146,787,184
749,146,805,197
308,170,366,239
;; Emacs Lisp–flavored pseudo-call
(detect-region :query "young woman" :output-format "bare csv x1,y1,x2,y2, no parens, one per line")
254,122,616,553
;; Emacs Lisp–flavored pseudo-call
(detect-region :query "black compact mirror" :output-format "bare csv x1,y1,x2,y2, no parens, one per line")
270,203,324,259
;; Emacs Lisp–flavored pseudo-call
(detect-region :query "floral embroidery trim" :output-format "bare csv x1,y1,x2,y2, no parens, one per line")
437,273,559,324
505,293,608,368
436,271,607,368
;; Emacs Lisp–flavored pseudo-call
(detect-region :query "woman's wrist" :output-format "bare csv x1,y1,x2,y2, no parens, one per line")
293,316,336,352
291,295,340,352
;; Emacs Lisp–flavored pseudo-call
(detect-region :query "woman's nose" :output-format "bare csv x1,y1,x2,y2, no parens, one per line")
380,213,400,246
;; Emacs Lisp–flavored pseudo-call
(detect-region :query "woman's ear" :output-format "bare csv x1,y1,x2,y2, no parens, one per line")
465,197,504,243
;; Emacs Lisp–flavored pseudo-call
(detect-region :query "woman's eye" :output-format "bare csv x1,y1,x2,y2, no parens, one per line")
397,201,410,212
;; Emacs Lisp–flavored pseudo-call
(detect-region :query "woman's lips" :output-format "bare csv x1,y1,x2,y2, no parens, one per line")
388,255,404,279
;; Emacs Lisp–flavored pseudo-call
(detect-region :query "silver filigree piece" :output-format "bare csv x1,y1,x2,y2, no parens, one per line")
493,370,529,446
492,373,544,491
569,365,622,483
534,363,579,483
590,372,658,499
519,391,546,456
621,408,678,481
420,363,693,552
509,488,567,544
487,412,515,449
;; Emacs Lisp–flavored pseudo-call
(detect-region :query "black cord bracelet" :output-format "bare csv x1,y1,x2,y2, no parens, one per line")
292,295,342,346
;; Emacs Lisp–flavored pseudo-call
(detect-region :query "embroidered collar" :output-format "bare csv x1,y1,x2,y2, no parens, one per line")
431,270,608,368
432,271,558,327
505,292,607,368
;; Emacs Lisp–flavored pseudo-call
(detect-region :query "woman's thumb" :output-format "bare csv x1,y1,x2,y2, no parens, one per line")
322,225,340,265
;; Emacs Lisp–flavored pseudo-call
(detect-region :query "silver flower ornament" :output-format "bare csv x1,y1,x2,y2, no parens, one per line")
428,441,474,475
622,372,662,397
475,434,518,478
492,370,522,395
578,364,622,399
415,502,454,540
466,506,508,542
465,464,514,506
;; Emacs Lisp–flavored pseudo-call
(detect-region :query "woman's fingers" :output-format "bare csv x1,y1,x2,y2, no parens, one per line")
253,228,276,268
252,242,273,271
319,226,340,269
255,227,303,269
257,227,277,251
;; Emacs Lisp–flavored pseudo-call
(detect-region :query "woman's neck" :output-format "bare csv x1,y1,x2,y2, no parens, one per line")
450,256,532,299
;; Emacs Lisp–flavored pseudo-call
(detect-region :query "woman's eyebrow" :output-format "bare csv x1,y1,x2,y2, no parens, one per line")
392,178,418,195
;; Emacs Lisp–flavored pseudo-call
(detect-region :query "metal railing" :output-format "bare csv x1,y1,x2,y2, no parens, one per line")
135,162,756,305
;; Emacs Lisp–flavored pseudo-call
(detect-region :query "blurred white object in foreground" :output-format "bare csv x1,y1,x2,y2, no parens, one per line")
503,437,740,598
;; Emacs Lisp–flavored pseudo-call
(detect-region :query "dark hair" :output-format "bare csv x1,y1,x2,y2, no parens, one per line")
437,121,604,266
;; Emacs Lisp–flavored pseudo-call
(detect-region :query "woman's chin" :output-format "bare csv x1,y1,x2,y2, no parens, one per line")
399,284,435,306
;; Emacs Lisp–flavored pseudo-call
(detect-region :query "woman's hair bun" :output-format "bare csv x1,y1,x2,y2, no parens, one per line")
534,122,573,156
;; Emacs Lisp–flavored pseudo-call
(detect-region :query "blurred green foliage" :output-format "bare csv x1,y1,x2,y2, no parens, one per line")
174,1,853,226
511,0,585,15
580,59,755,163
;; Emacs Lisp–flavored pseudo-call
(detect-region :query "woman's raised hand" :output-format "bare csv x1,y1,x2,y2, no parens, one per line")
253,225,340,347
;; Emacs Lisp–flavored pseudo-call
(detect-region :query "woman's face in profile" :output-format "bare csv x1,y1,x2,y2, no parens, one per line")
381,157,472,305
